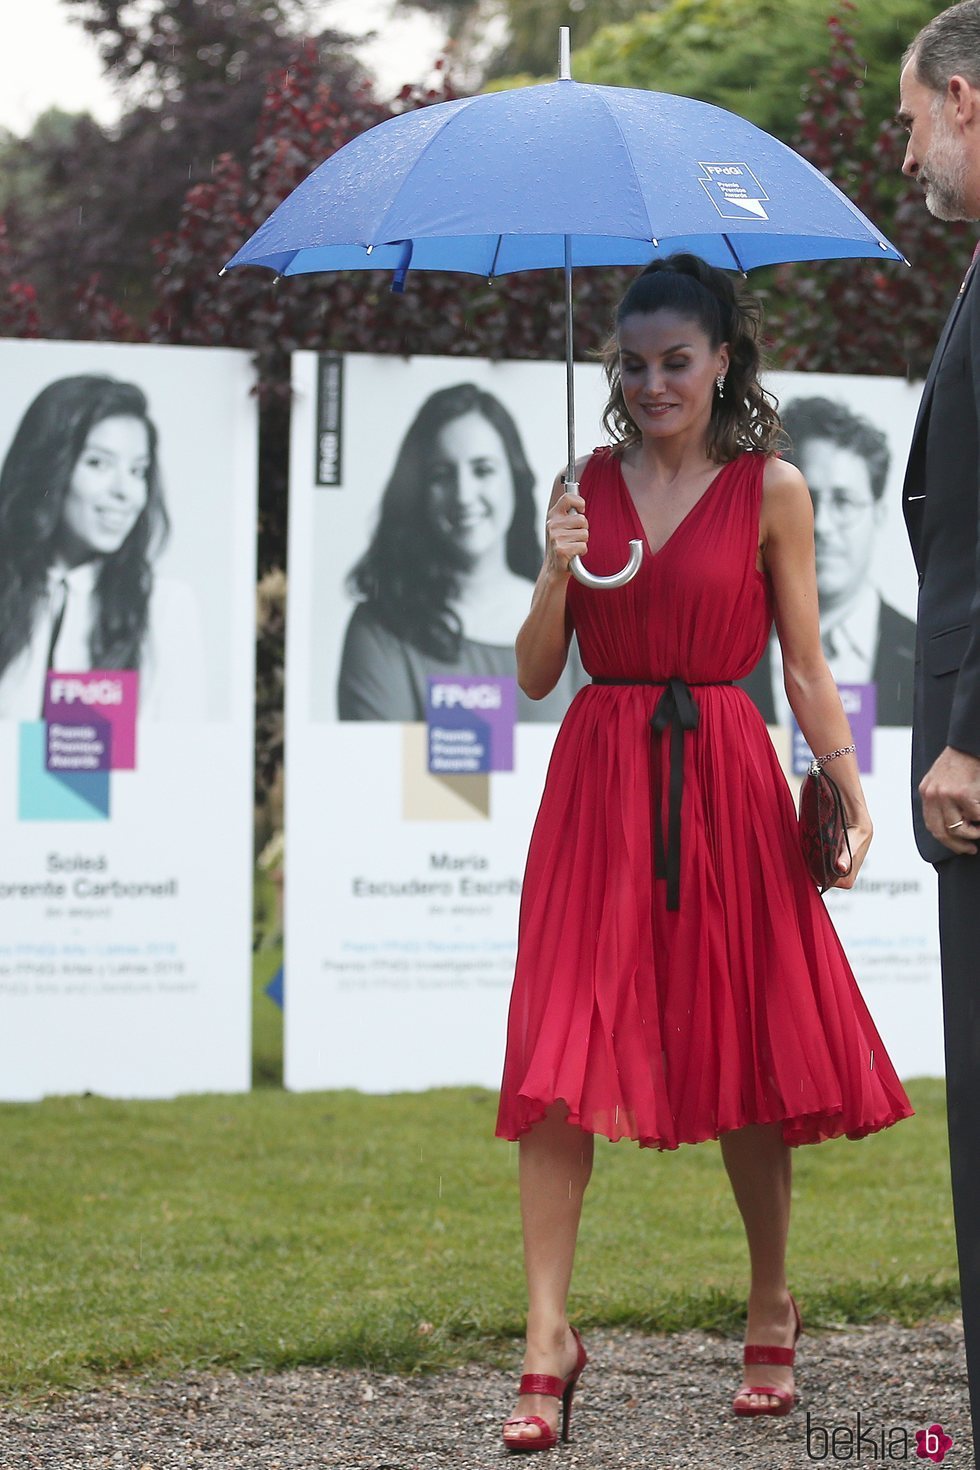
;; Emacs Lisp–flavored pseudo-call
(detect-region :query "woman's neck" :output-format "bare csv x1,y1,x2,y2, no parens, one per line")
49,549,103,575
630,423,718,487
452,542,513,606
51,527,105,573
448,543,531,645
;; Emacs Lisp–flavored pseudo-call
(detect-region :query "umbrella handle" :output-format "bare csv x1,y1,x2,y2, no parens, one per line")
570,540,644,590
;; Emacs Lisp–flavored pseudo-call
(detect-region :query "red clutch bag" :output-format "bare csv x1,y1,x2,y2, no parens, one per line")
799,759,852,893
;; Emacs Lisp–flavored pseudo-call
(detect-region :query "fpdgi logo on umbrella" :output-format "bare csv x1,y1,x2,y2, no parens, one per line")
698,163,770,220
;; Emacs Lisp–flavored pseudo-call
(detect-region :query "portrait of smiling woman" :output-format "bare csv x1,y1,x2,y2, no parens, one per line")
337,382,587,722
0,373,205,721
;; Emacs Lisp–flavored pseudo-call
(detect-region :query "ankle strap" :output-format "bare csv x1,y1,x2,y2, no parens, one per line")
518,1373,564,1399
744,1344,796,1367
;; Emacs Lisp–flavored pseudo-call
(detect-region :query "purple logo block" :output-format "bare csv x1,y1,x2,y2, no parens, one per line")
46,707,112,773
44,670,139,771
792,682,876,776
426,676,516,774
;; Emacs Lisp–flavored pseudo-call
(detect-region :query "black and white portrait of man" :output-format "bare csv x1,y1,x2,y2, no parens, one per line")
741,395,916,727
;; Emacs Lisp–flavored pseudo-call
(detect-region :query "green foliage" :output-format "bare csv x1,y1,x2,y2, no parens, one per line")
60,0,351,102
0,221,40,338
0,0,367,329
0,109,79,214
524,0,946,143
0,1079,956,1397
762,11,971,378
576,0,830,134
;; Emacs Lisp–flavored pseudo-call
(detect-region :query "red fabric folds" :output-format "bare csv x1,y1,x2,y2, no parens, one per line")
495,449,913,1151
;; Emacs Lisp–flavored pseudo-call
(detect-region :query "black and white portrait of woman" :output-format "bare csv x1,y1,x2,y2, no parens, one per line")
0,374,205,720
337,381,586,721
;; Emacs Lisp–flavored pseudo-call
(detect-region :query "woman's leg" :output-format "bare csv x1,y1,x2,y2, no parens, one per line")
720,1122,798,1410
504,1103,594,1445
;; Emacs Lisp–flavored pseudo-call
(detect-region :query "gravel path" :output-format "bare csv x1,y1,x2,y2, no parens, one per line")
0,1320,972,1470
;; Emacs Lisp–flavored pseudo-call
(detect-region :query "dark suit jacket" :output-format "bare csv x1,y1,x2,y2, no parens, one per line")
738,599,917,727
902,264,980,864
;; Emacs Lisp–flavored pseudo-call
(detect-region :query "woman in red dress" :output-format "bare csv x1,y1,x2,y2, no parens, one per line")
497,254,913,1451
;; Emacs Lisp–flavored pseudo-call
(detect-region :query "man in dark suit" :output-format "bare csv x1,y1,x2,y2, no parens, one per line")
899,5,980,1460
740,397,916,725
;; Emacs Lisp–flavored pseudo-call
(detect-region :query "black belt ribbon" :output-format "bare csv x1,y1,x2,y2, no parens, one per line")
592,677,733,912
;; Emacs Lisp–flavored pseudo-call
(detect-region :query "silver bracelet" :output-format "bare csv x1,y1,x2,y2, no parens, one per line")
815,743,855,766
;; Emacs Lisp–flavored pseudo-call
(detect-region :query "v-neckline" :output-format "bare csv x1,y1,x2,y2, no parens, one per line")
615,455,734,559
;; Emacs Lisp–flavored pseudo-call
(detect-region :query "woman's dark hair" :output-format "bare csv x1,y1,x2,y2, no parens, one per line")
601,253,782,460
348,383,541,660
0,374,168,681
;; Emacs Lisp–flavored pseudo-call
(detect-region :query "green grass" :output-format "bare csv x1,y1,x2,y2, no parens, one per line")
0,1070,957,1399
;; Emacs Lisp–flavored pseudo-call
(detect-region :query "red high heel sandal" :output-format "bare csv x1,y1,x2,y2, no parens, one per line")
732,1294,803,1418
502,1328,588,1453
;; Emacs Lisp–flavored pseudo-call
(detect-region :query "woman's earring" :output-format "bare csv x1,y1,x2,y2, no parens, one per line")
716,374,726,399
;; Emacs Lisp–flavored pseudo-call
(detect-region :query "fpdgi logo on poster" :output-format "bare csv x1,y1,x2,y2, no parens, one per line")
426,676,516,775
18,670,139,822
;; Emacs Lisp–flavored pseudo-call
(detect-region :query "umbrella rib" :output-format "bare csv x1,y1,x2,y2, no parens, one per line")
592,87,659,250
721,233,747,273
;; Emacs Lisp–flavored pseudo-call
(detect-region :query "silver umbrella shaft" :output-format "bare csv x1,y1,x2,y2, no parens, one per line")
562,230,643,590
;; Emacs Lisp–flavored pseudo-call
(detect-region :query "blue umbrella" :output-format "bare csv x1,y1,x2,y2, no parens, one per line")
224,30,905,587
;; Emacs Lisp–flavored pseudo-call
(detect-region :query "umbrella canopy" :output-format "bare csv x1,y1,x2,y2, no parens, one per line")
225,79,904,280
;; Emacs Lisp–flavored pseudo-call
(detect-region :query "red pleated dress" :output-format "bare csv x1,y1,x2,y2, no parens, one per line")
495,448,913,1151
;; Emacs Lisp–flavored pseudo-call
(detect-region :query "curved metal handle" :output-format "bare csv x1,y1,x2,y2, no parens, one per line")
570,539,644,590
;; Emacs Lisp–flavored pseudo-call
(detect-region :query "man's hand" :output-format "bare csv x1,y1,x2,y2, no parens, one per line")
920,746,980,854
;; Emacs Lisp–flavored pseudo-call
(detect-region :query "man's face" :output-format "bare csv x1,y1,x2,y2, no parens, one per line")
900,60,972,220
799,438,884,611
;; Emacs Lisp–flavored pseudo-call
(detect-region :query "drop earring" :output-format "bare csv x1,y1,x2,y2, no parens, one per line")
716,374,726,399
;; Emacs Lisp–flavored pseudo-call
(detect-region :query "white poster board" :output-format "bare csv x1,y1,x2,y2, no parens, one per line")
284,352,941,1093
0,340,257,1099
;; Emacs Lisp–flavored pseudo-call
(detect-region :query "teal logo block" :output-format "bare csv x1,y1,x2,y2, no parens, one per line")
18,723,110,822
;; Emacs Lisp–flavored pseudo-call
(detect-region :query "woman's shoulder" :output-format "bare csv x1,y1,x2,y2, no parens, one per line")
578,445,620,488
758,453,811,536
761,452,808,500
344,600,407,656
548,451,601,503
346,599,390,635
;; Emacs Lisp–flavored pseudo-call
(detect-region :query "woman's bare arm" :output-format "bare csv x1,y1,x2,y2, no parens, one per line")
516,457,591,700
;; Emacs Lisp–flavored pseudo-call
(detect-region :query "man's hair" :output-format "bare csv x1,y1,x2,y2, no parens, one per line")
780,397,890,501
905,1,980,94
